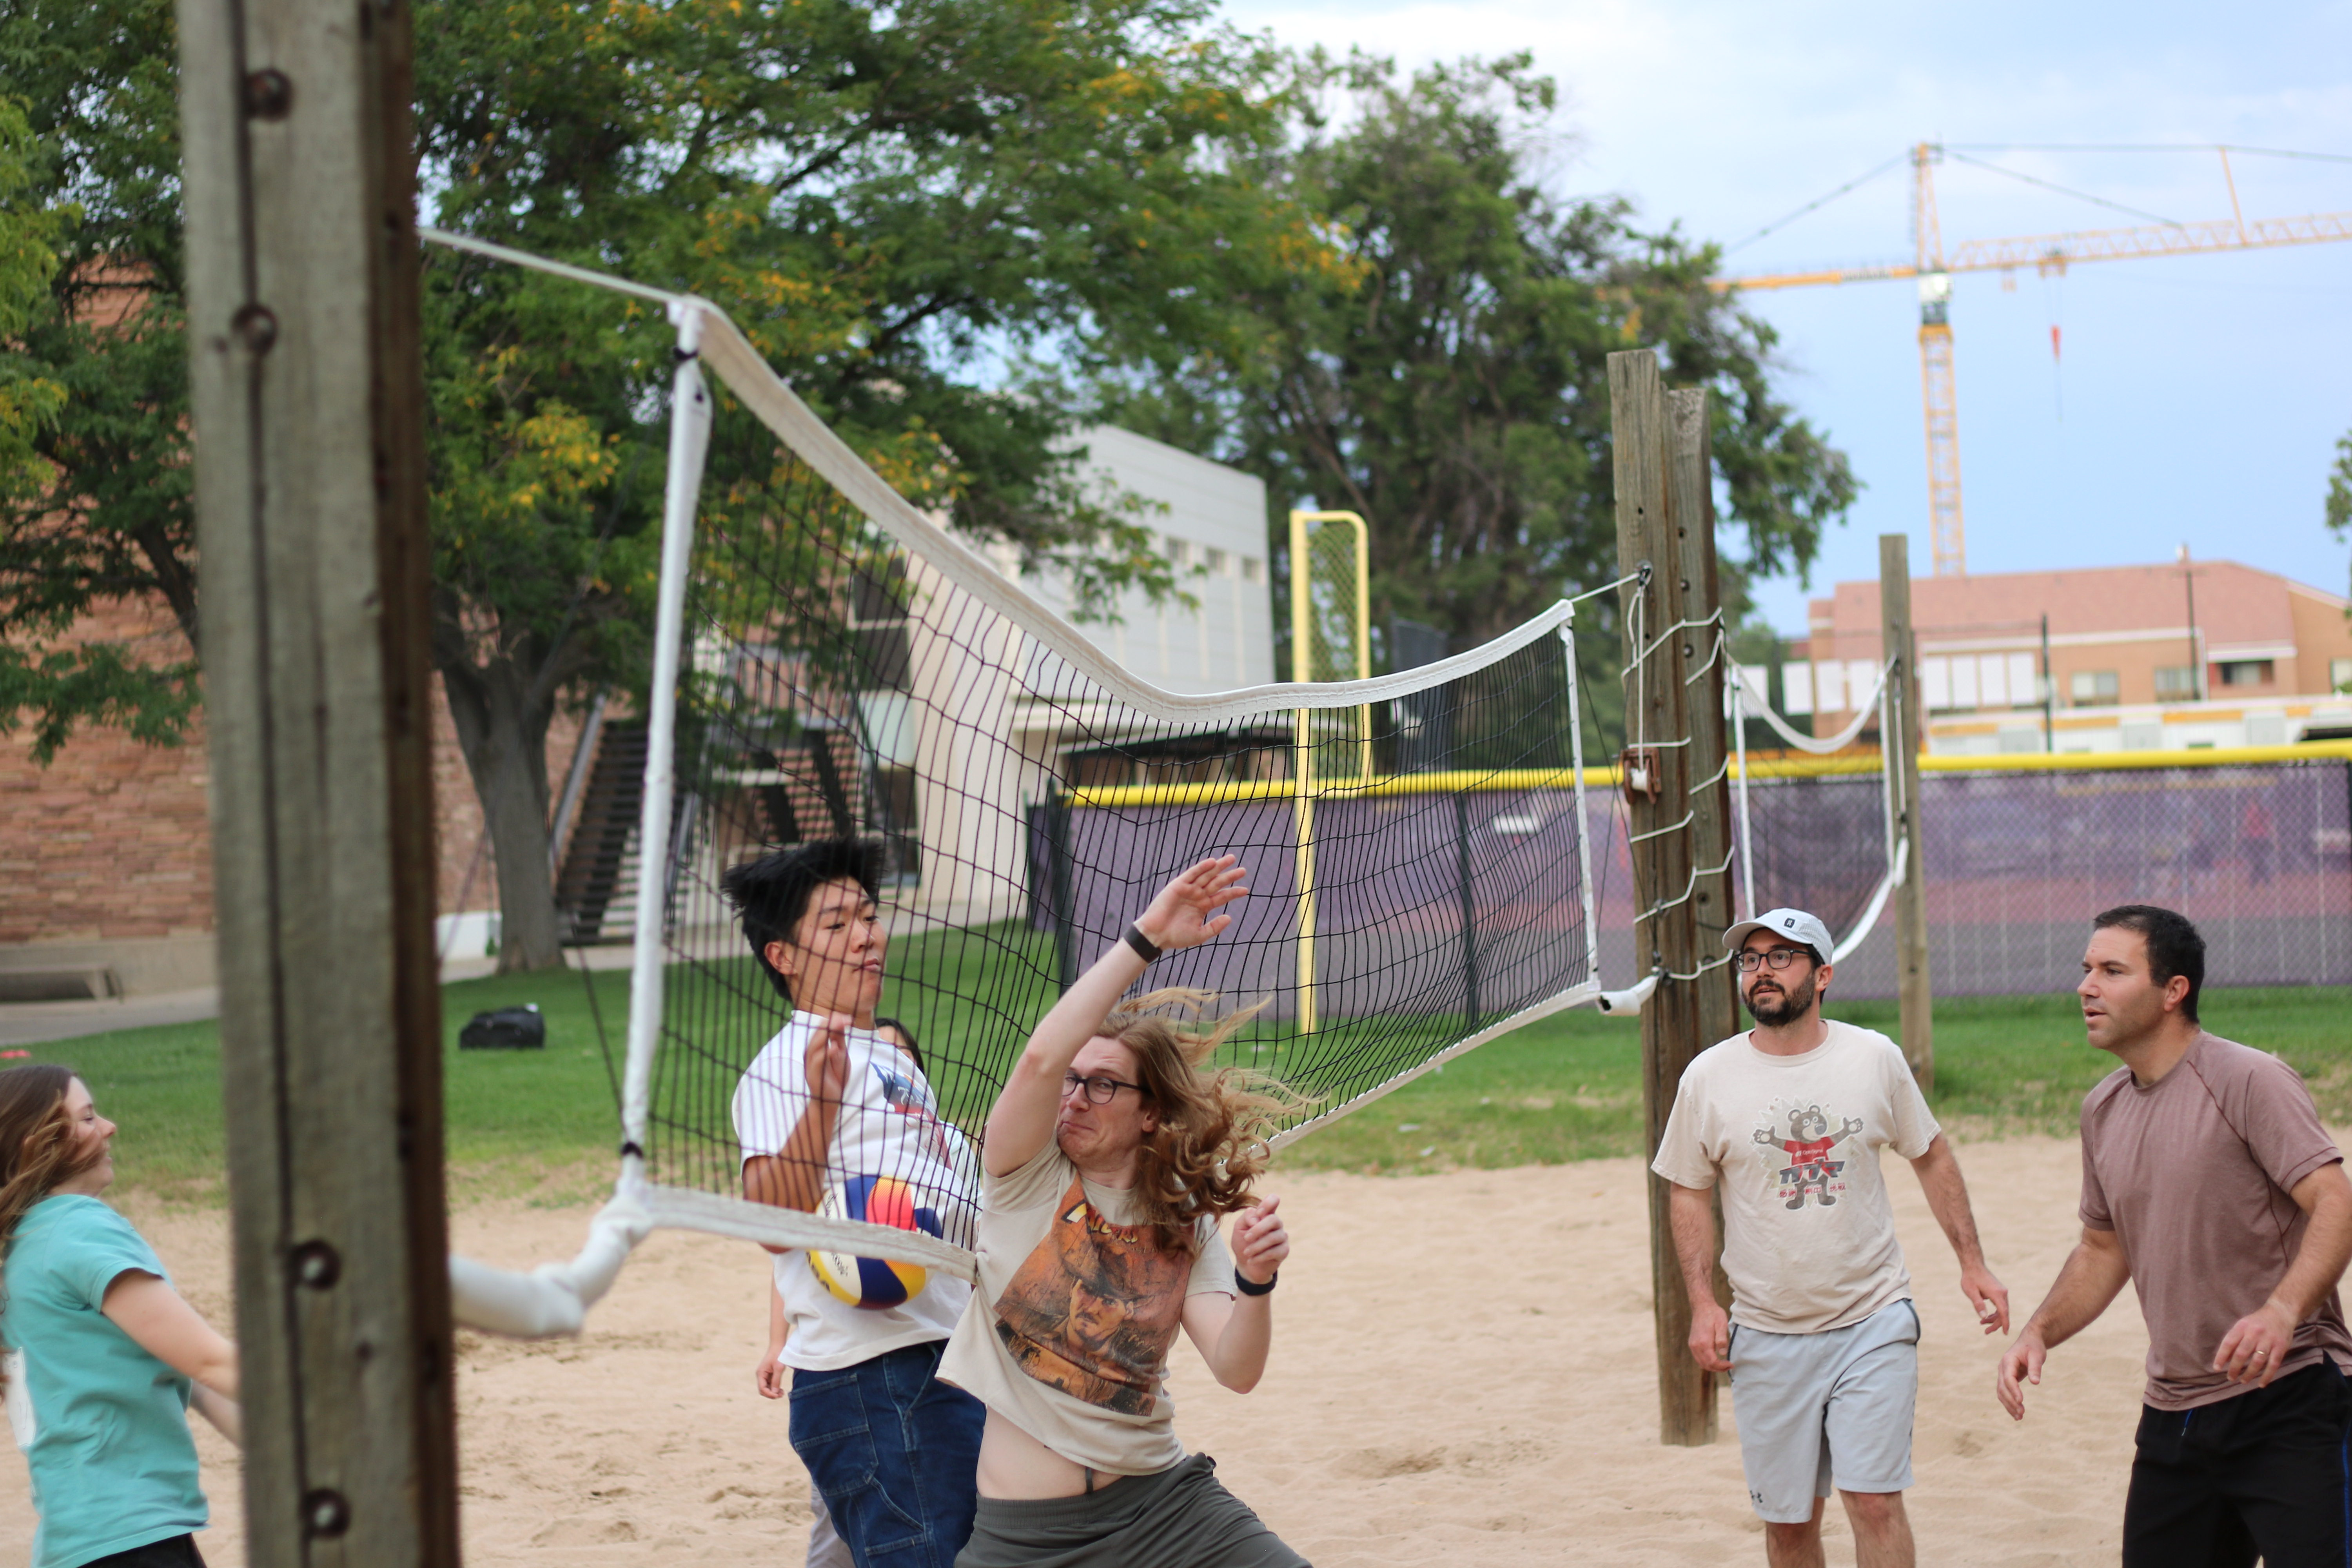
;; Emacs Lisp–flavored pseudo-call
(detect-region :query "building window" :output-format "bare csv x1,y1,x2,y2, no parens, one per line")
2333,657,2352,692
1205,547,1229,576
1241,557,1263,583
2154,666,2198,700
2219,659,2273,688
2070,670,2120,706
1166,536,1192,567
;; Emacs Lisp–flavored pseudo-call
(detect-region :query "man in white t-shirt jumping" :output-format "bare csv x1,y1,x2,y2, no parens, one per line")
725,838,985,1568
1652,909,2009,1568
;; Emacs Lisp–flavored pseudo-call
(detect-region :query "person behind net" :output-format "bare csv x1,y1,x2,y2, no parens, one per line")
938,854,1307,1568
726,842,984,1568
0,1065,241,1568
1653,909,2008,1568
1996,906,2352,1568
753,1015,928,1568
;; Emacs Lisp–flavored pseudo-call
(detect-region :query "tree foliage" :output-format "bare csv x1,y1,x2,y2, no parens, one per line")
412,0,1344,967
2328,431,2352,550
1093,53,1857,719
0,0,197,761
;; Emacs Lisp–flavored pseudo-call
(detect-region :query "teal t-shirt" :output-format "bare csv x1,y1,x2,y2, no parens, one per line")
2,1194,206,1568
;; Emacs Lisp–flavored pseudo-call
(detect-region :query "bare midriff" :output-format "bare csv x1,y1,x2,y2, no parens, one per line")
973,1408,1109,1499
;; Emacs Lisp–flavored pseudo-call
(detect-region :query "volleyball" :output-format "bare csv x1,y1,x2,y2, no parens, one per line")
807,1176,945,1310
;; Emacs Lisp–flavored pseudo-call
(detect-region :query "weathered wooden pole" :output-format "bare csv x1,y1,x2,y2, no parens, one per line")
1612,351,1714,1446
1880,533,1934,1089
179,0,459,1557
1669,390,1742,1067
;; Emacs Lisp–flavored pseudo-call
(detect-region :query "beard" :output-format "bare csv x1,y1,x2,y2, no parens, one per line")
1744,970,1819,1027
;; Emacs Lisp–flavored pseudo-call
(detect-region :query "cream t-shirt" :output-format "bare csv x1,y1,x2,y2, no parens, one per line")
1651,1019,1939,1334
937,1143,1236,1476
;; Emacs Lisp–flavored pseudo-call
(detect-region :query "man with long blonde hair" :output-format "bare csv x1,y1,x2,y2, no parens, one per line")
939,855,1307,1568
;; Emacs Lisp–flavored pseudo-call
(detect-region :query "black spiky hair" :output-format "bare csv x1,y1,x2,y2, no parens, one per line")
718,838,884,1004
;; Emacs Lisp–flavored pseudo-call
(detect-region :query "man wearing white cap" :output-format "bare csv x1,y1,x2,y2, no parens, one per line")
1652,908,2008,1568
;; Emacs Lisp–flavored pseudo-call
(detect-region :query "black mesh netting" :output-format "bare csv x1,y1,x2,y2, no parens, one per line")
634,425,1599,1212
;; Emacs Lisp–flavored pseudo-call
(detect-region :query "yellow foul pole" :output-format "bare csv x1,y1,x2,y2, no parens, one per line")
1288,510,1372,1035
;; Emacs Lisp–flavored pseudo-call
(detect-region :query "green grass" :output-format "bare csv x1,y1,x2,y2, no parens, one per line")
1274,984,2352,1174
26,973,2352,1199
31,965,636,1204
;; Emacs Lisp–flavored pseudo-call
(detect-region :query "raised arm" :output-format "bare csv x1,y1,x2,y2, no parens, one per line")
2213,1160,2352,1388
1907,1133,2010,1334
103,1271,238,1402
984,856,1247,1176
1994,1223,2132,1420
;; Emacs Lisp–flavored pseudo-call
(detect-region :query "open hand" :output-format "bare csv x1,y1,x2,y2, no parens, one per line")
1687,1298,1732,1373
1232,1195,1289,1287
1995,1330,2046,1420
1136,856,1250,953
2214,1299,2299,1387
804,1014,853,1106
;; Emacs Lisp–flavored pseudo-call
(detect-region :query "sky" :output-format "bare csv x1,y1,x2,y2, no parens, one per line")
1218,0,2352,637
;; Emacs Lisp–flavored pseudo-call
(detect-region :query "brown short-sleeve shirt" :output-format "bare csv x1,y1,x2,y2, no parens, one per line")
2079,1031,2352,1410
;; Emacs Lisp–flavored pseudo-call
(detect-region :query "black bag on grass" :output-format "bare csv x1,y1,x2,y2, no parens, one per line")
459,1004,545,1050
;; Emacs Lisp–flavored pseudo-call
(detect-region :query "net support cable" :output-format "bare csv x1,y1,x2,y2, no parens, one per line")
425,232,1692,1330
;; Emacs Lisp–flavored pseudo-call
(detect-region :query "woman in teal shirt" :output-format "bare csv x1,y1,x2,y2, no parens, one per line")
0,1064,240,1568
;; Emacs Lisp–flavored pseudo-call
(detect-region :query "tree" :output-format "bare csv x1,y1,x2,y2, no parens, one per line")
0,0,198,762
2329,431,2352,560
1093,52,1857,748
413,0,1341,969
1,0,1343,969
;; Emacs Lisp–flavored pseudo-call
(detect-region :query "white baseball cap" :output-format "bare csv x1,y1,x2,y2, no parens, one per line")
1724,908,1835,960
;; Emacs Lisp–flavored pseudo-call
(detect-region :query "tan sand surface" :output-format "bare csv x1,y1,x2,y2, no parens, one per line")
0,1135,2154,1565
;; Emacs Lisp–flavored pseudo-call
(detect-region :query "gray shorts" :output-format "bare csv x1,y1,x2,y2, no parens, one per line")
1728,1299,1921,1524
954,1453,1307,1568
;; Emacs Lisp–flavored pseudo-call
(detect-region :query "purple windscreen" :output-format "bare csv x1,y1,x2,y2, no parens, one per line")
1728,762,2352,1000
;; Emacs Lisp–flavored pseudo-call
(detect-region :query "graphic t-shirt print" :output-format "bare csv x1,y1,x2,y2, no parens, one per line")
1753,1101,1865,1209
993,1178,1189,1416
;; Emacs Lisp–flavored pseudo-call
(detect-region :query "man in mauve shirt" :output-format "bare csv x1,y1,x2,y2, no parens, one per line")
1996,904,2352,1568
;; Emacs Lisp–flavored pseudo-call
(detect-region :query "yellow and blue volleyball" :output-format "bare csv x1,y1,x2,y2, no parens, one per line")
808,1176,944,1310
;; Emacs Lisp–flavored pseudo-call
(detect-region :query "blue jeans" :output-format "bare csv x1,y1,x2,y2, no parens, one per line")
790,1341,985,1568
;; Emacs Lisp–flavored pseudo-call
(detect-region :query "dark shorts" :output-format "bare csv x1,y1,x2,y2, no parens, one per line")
955,1453,1307,1568
2124,1359,2352,1568
80,1535,207,1568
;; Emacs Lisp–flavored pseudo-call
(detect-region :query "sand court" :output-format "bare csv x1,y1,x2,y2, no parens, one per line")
0,1134,2159,1565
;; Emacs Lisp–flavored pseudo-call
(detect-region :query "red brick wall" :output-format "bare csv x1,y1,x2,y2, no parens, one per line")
5,598,594,940
0,600,212,943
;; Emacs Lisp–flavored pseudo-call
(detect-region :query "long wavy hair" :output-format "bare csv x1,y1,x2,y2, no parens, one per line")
1094,989,1309,1255
0,1066,101,1356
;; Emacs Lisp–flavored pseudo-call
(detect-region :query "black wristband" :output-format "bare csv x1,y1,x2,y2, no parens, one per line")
1123,923,1162,963
1234,1270,1276,1296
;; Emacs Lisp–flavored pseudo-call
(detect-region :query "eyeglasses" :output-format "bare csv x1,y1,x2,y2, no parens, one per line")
1734,947,1815,973
1062,1072,1145,1105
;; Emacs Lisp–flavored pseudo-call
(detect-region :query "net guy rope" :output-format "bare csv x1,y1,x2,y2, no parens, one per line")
425,234,1697,1338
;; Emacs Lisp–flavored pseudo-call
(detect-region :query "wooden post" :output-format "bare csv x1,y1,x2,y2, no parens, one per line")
1879,534,1934,1090
1612,351,1713,1446
178,0,459,1559
1669,390,1742,1069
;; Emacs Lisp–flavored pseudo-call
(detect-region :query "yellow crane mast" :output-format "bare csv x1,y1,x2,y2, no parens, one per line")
1715,144,2352,575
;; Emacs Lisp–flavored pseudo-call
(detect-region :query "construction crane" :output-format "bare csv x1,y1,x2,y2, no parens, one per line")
1715,144,2352,575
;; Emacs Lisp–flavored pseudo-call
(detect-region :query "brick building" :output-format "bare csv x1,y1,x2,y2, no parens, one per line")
1,594,586,998
1785,557,2352,755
